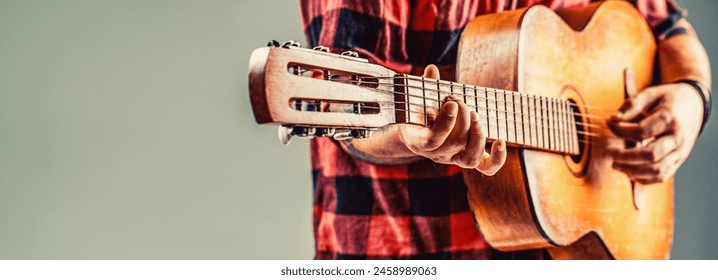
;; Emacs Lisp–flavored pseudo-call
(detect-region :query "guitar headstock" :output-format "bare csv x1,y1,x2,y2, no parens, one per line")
248,40,398,144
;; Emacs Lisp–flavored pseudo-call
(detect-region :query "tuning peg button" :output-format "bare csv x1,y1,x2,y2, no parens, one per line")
282,40,302,48
267,40,280,47
312,46,330,53
341,51,359,58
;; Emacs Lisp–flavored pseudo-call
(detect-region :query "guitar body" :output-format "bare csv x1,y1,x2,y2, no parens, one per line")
458,1,673,259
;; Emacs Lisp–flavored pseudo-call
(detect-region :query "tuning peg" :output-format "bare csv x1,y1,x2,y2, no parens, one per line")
312,46,330,53
314,127,336,137
350,129,372,139
341,50,359,58
282,40,302,48
267,40,280,47
293,126,315,138
332,129,352,141
278,125,318,145
278,125,293,145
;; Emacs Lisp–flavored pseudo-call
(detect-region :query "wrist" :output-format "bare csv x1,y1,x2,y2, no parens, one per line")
338,126,421,165
673,79,711,134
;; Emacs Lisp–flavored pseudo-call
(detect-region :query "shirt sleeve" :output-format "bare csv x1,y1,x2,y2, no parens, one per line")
629,0,688,42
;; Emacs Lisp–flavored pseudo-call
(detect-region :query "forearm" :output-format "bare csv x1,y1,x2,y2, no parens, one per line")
657,19,711,88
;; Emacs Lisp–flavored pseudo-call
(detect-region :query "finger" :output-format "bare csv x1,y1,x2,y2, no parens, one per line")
633,160,681,185
477,139,507,176
624,68,638,98
609,107,674,141
612,150,681,181
611,88,661,122
452,111,487,168
436,96,471,154
608,134,678,164
422,64,440,80
408,101,458,151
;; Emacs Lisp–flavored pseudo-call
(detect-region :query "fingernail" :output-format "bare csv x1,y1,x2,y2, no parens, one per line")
447,103,458,117
498,141,505,151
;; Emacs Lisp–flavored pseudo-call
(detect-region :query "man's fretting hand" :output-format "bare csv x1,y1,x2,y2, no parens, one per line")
398,65,507,175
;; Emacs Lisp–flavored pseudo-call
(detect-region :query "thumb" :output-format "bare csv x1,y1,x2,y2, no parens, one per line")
422,64,440,80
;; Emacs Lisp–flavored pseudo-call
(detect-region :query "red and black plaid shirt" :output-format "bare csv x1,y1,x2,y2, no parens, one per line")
300,0,684,260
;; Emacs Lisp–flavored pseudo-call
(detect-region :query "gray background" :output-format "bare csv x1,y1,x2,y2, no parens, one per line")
0,0,715,259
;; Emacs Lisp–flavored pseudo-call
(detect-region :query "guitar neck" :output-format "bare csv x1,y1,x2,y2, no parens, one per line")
391,74,580,155
249,45,580,155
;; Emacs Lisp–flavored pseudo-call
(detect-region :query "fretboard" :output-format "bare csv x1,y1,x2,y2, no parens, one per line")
392,74,580,155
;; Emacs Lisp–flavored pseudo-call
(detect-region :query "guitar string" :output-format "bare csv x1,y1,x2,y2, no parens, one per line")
347,104,601,137
322,74,617,114
296,72,614,141
295,84,607,140
293,72,614,148
323,76,612,122
371,98,605,128
347,103,604,142
327,83,608,128
298,69,616,113
294,102,600,147
301,100,603,141
353,78,612,121
298,70,614,120
379,76,617,113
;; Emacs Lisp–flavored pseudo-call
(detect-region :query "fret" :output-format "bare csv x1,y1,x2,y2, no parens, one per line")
421,77,427,126
549,98,554,151
406,77,411,124
520,94,526,146
511,93,519,143
564,102,570,153
404,76,426,125
563,102,568,152
555,99,561,151
519,93,525,145
541,97,551,150
473,86,479,115
526,95,533,146
393,75,408,124
566,102,576,153
534,96,541,149
550,98,561,150
561,101,568,152
439,80,452,105
502,90,509,142
539,96,545,150
565,102,570,153
571,104,578,154
572,103,577,154
547,97,553,151
539,96,551,149
514,93,522,145
485,88,491,138
558,99,564,152
461,85,469,106
436,79,441,107
473,86,479,116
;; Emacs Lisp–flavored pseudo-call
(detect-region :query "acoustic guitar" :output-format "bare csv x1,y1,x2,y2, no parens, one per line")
247,1,673,259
